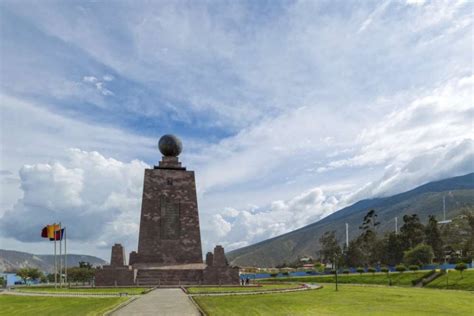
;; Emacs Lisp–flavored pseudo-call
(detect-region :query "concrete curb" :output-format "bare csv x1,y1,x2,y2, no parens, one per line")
188,284,322,297
103,296,139,316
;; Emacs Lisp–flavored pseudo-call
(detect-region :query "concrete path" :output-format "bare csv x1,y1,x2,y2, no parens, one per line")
113,288,200,316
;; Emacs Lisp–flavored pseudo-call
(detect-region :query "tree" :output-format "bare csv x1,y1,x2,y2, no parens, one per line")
455,263,467,279
319,231,342,268
403,244,434,266
16,267,42,284
17,268,30,283
367,267,376,275
381,267,389,275
400,214,425,249
344,239,365,268
343,269,350,274
356,267,365,275
68,267,95,284
425,215,443,262
382,232,405,266
78,261,93,269
357,210,381,266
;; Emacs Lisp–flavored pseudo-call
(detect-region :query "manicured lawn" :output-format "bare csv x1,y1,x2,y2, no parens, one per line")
194,284,474,316
187,283,303,294
15,286,149,295
425,269,474,291
260,271,427,286
0,295,127,316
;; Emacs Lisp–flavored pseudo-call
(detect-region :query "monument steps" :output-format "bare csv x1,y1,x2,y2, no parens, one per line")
136,269,204,286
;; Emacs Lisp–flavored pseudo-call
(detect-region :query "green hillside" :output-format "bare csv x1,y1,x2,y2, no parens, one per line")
227,173,474,267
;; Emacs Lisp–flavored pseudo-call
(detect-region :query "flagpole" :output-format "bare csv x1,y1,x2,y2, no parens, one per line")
65,227,68,285
54,232,57,288
59,222,62,287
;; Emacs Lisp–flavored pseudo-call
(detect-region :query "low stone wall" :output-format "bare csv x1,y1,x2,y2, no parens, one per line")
203,266,240,285
95,267,135,286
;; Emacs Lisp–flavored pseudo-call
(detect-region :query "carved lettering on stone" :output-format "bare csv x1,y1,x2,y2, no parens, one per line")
160,196,180,240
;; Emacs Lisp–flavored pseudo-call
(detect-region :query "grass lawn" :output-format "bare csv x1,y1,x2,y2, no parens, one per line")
194,284,474,316
425,269,474,291
0,295,128,316
187,283,303,294
15,286,149,295
260,271,427,286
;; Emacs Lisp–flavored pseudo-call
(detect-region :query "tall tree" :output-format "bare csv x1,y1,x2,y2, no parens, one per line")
357,209,381,266
400,214,425,249
318,231,341,267
382,232,405,266
424,215,443,262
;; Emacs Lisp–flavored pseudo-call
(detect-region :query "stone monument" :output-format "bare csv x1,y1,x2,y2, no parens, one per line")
95,134,239,286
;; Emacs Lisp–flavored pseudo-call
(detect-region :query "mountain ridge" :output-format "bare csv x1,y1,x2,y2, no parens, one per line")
0,249,107,273
227,173,474,267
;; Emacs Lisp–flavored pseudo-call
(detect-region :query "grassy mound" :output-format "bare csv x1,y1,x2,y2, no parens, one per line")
15,286,149,295
186,283,303,294
0,296,127,316
425,269,474,291
194,284,474,316
260,271,427,286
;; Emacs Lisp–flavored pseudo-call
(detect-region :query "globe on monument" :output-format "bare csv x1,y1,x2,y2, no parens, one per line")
158,134,183,157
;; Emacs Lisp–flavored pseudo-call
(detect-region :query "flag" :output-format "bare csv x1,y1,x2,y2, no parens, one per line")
41,226,48,238
47,224,61,239
50,228,64,241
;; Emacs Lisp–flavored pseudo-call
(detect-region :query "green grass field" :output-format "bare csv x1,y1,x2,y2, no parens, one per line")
15,286,149,295
187,283,303,294
260,271,427,286
0,296,128,316
194,284,474,316
425,269,474,291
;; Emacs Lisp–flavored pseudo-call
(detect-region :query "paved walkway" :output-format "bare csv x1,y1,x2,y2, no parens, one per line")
112,288,200,316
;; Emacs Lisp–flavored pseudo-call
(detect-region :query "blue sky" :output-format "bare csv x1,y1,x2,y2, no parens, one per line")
0,0,472,261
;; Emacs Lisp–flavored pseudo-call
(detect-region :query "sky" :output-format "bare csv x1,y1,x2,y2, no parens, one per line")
0,0,472,261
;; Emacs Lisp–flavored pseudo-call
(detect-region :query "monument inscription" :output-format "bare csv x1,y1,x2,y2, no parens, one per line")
160,197,180,240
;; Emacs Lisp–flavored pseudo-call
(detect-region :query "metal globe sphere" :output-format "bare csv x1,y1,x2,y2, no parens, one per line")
158,134,182,157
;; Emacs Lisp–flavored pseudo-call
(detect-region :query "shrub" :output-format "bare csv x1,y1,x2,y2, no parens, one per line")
356,267,365,275
282,271,289,276
395,264,407,273
343,269,350,274
381,267,389,274
367,267,376,275
455,262,467,278
269,273,278,277
409,265,419,272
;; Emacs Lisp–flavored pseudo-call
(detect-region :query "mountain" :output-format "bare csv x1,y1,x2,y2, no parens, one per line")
0,249,107,273
227,173,474,267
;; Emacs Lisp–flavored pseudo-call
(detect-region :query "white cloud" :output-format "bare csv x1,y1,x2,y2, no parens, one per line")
0,149,147,253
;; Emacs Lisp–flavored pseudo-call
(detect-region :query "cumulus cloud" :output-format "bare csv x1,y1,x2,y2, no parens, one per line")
201,187,343,252
0,149,147,251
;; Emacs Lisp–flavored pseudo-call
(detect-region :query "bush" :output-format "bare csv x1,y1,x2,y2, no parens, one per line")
270,273,278,277
367,267,376,275
381,267,389,274
356,267,365,275
409,265,419,271
343,269,350,274
395,264,407,273
455,263,467,278
282,271,289,276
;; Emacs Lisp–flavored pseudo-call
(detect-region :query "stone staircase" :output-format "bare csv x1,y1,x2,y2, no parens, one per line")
136,269,204,286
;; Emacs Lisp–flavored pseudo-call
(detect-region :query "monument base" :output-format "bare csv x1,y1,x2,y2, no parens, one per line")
95,244,240,286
